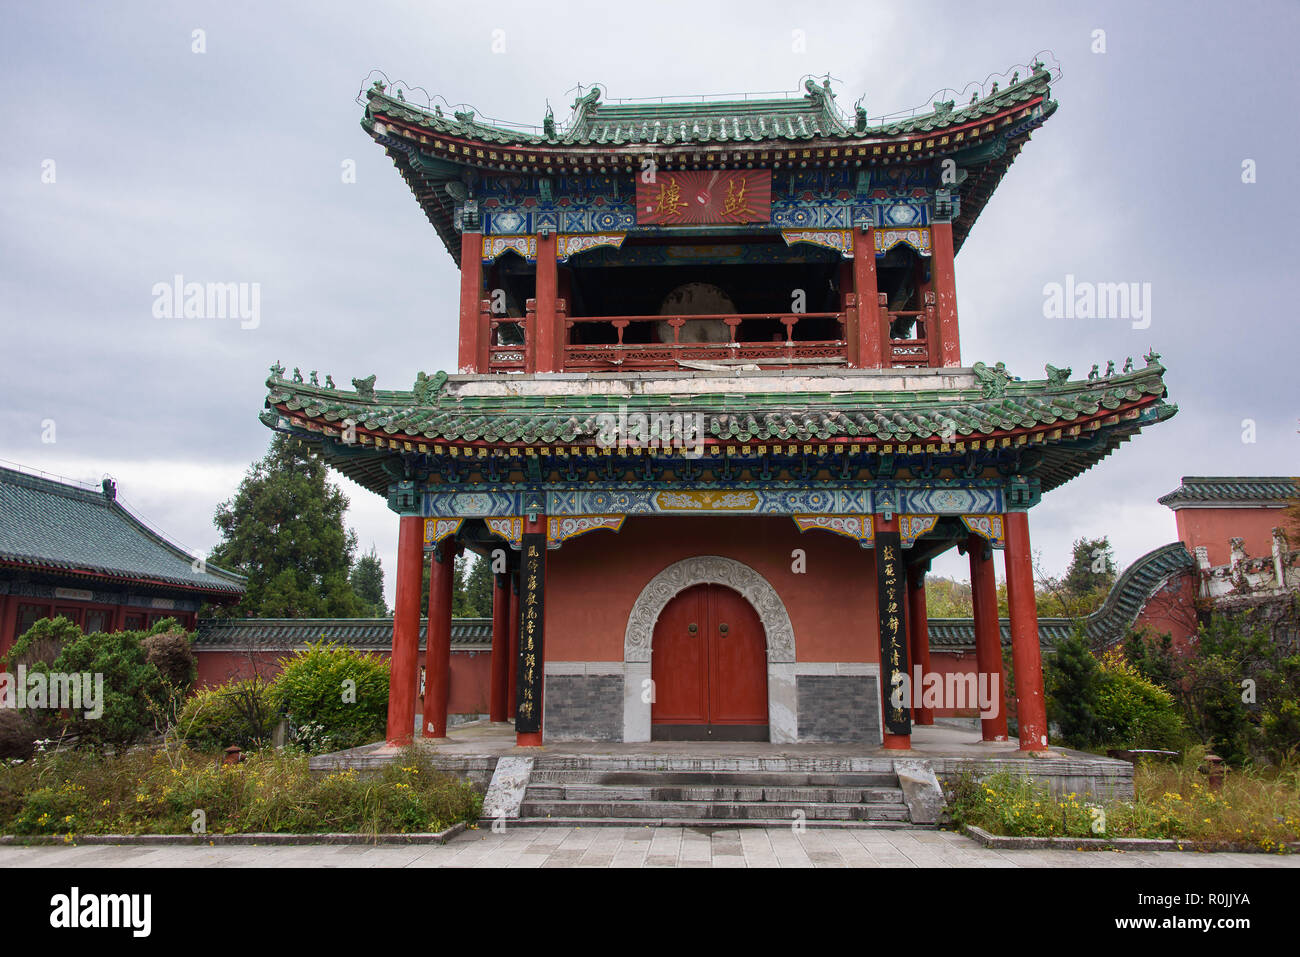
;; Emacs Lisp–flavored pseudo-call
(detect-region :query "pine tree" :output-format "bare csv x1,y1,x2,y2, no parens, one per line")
1060,537,1116,611
462,552,494,616
208,434,366,618
350,545,387,616
1044,623,1103,748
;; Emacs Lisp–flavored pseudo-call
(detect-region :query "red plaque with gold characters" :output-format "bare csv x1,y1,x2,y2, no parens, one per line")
636,170,771,225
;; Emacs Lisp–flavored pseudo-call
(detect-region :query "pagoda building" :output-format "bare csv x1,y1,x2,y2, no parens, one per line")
261,64,1175,751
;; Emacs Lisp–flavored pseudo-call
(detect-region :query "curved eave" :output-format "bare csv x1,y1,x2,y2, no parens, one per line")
364,79,1055,264
363,70,1051,151
260,365,1173,498
0,556,246,598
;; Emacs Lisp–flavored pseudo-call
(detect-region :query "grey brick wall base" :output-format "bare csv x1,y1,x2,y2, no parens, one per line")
545,674,623,742
797,675,880,743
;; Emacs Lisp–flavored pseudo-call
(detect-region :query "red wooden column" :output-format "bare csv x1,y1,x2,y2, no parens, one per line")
457,224,484,374
385,516,424,745
507,571,520,719
534,231,559,373
905,566,934,726
838,259,857,366
489,570,510,722
930,222,961,368
1004,511,1048,751
852,226,881,368
423,538,456,739
969,535,1009,741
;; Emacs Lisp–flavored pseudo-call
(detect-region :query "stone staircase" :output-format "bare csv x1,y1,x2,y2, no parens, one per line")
483,756,941,829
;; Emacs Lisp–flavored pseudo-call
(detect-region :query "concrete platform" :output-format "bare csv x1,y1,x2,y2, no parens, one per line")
310,720,1135,803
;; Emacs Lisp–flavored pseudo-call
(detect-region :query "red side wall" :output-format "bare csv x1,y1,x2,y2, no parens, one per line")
1173,505,1285,567
196,648,493,715
544,515,879,663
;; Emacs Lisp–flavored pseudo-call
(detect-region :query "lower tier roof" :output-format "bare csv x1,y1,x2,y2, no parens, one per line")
261,359,1175,498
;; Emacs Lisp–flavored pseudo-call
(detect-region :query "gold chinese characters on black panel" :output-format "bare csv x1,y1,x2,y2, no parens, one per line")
515,533,545,734
875,532,912,736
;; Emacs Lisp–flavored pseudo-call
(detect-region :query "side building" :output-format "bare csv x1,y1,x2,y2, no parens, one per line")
0,465,246,657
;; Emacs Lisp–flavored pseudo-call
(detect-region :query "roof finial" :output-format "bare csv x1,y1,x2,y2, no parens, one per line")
543,101,556,138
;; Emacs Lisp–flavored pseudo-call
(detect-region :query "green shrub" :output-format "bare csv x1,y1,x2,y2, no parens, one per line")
0,746,481,836
947,756,1300,850
175,678,278,752
50,628,170,753
269,641,389,753
2,616,80,671
1094,650,1186,750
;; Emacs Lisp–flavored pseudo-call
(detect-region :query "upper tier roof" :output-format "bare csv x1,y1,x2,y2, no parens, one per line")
362,64,1057,261
365,67,1054,148
0,466,246,596
1158,476,1299,509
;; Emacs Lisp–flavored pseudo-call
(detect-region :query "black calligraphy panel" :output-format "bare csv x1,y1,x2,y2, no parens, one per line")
515,532,545,734
875,531,911,736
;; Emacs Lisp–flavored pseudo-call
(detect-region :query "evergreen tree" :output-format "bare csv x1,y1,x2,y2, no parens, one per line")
1044,623,1103,748
451,554,472,616
462,552,494,616
1061,537,1116,608
208,434,366,618
350,545,387,616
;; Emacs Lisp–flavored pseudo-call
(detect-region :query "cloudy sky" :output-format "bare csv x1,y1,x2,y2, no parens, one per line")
2,0,1296,605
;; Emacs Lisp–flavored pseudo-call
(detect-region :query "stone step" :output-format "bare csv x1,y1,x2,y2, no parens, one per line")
527,770,900,788
529,758,899,775
518,800,912,822
524,784,904,804
491,817,922,830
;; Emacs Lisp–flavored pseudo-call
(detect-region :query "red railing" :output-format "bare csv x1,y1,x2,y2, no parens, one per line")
881,290,936,368
482,291,936,372
561,310,847,370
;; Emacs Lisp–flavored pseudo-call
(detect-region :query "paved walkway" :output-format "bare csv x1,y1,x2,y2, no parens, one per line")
2,828,1295,868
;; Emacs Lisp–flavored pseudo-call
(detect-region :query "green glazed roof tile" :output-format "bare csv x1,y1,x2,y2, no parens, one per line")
1158,477,1299,508
0,467,246,595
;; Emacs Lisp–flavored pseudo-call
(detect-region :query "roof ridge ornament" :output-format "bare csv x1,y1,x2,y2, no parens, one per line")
1044,363,1072,391
414,370,449,402
972,361,1012,398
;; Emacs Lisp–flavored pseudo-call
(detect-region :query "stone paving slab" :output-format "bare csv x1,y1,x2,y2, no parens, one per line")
1,828,1296,868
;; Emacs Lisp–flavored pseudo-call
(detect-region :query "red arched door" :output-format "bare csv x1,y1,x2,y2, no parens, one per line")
651,583,768,740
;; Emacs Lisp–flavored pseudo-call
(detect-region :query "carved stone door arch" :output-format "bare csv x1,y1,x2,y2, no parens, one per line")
622,556,797,742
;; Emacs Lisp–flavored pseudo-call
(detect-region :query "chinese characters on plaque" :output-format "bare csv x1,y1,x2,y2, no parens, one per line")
874,532,912,736
515,533,545,734
635,170,772,225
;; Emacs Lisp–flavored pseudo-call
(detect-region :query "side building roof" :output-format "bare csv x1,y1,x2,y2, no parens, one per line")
1157,476,1299,509
194,617,492,651
0,466,246,597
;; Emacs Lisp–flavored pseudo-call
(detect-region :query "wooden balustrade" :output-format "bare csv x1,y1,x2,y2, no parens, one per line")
559,310,848,371
881,290,938,368
482,294,950,373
